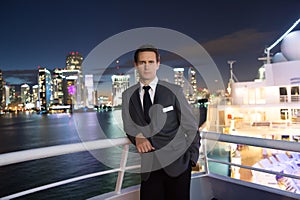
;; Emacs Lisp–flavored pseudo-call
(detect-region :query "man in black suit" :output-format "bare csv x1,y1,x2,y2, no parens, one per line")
122,45,200,200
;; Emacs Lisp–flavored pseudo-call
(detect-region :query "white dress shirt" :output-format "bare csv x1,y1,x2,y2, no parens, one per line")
139,76,158,109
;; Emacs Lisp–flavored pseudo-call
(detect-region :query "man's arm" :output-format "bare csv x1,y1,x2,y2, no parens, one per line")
122,91,138,144
122,91,155,153
135,134,155,153
175,87,201,166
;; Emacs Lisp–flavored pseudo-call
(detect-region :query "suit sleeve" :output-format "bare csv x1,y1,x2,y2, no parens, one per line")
122,91,138,145
175,87,201,166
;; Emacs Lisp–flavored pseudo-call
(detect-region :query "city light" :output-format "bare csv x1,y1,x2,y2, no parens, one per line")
68,85,76,95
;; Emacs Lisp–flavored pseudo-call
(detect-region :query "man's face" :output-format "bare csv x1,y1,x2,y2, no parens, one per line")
134,51,160,83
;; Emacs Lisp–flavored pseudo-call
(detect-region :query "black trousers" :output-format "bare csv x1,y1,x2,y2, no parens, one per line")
140,165,192,200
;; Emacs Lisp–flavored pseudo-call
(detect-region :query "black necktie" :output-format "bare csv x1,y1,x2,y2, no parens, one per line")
143,85,152,123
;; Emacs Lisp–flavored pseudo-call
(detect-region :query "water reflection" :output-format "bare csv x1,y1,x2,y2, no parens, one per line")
0,111,140,199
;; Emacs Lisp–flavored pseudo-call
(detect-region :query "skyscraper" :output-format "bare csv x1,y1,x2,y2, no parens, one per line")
66,52,83,71
85,74,94,108
3,85,10,108
32,85,39,109
52,69,65,105
134,68,140,84
0,70,3,109
174,68,185,88
38,68,52,111
188,67,197,102
20,84,31,104
62,52,84,109
9,86,16,104
111,75,130,106
64,76,77,109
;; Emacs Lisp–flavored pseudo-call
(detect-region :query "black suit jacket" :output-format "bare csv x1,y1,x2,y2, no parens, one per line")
122,80,200,178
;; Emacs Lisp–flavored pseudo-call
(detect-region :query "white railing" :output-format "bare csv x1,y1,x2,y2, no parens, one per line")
279,95,300,103
280,95,288,103
201,132,300,194
0,138,140,200
0,138,130,167
1,133,300,199
291,95,300,102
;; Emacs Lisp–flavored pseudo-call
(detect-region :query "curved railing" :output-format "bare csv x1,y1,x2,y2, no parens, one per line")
202,132,300,194
1,132,300,199
0,138,140,200
0,138,130,167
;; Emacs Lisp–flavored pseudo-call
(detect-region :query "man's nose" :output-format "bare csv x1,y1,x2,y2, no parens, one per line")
144,63,150,69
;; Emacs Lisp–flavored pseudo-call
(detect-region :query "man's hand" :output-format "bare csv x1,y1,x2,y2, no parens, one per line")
135,134,155,153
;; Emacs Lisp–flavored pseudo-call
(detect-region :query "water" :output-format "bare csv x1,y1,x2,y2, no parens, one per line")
207,143,231,177
0,111,140,199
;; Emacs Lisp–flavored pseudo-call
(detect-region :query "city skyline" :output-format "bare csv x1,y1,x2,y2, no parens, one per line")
0,1,300,87
0,58,202,112
0,49,206,97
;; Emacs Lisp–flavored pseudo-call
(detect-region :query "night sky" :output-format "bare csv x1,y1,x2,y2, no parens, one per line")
0,0,299,90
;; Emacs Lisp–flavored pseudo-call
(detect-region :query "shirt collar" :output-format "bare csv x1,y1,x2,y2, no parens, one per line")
139,76,158,92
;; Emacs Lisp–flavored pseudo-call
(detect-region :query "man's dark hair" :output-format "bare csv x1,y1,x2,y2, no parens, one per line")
134,44,160,63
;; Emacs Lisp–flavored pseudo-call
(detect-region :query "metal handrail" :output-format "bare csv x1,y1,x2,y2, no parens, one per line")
0,138,136,200
201,131,300,152
0,137,130,167
2,168,120,200
1,132,300,199
207,157,300,181
201,131,300,189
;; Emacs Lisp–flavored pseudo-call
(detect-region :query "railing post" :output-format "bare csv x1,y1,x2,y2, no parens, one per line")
115,144,129,194
201,133,210,174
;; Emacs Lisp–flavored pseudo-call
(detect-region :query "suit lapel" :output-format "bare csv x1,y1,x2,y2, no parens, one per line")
130,87,145,123
154,82,161,104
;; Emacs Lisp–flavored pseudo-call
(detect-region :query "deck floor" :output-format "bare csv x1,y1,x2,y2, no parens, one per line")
239,145,262,182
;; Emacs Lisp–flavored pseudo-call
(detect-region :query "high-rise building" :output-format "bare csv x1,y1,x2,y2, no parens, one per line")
0,70,4,109
111,75,130,106
38,68,52,111
93,90,98,107
64,76,77,108
174,68,185,88
98,95,110,107
66,52,83,71
59,52,85,109
9,86,16,104
3,85,10,108
20,84,31,104
32,85,39,109
134,68,140,84
50,68,83,110
188,67,197,102
52,69,65,105
85,74,94,108
58,69,83,109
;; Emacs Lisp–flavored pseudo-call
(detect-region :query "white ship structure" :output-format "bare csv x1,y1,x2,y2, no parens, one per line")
205,18,300,195
209,19,300,142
